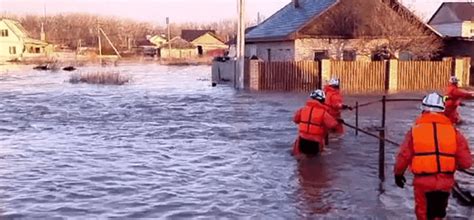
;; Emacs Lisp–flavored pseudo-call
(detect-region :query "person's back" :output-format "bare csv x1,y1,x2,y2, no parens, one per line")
293,90,338,156
324,85,343,118
394,93,472,220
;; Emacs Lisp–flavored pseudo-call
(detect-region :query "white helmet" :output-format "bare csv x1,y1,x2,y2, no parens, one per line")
449,76,459,84
421,93,445,112
328,78,340,87
310,89,326,101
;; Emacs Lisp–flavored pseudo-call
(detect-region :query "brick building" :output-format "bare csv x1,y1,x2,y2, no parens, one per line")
245,0,440,62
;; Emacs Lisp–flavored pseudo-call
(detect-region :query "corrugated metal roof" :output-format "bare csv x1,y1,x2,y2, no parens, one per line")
246,0,337,41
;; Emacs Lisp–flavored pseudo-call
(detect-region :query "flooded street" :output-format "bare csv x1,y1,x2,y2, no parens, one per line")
0,64,472,219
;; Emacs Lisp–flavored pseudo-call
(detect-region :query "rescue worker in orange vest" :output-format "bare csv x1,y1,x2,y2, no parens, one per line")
444,76,474,124
293,90,339,156
323,78,352,135
394,93,472,220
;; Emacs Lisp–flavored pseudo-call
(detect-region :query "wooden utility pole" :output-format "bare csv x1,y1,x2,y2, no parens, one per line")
236,0,246,89
99,28,121,58
97,22,102,65
166,17,171,58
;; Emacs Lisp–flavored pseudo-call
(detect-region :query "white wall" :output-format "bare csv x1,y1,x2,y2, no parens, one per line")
245,41,295,61
0,21,24,61
431,23,463,37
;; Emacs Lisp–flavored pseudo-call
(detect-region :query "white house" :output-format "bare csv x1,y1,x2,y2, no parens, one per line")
0,19,51,61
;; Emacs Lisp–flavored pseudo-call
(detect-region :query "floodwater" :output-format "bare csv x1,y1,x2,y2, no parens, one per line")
0,64,472,219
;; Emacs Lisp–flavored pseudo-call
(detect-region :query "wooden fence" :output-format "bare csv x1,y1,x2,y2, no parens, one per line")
330,61,387,93
243,58,471,93
258,61,319,92
397,61,451,91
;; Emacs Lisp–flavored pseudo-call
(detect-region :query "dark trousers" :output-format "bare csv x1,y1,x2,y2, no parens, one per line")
298,138,320,156
426,191,450,219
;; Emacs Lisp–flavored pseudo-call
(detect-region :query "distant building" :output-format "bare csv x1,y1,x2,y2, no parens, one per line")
160,36,197,59
428,2,474,38
181,30,227,56
428,2,474,84
148,34,167,47
136,37,158,57
0,19,52,61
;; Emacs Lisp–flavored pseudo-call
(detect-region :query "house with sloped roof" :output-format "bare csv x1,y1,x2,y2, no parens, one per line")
246,0,441,61
181,29,227,56
160,36,197,59
0,18,52,61
428,2,474,38
428,2,474,84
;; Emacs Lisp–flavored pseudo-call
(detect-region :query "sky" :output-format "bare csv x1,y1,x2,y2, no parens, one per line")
0,0,472,25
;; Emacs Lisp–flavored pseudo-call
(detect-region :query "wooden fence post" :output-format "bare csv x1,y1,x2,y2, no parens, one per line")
321,59,331,88
388,59,398,93
455,57,468,87
355,101,359,136
384,60,390,92
451,57,456,76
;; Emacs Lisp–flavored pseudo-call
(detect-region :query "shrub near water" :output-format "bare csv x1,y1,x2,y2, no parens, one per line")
69,72,131,85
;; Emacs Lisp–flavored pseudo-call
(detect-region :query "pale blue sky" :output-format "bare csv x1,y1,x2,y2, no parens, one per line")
0,0,471,24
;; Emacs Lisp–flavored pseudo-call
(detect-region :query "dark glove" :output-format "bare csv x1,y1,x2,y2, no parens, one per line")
337,118,345,124
342,105,353,111
395,175,406,189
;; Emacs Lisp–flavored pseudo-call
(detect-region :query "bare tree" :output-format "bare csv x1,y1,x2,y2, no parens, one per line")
300,0,442,59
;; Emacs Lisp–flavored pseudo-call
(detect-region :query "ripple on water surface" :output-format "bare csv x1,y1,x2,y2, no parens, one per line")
0,64,472,218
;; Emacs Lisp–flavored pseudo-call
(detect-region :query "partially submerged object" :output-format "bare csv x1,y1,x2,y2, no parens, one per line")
33,65,49,71
63,66,76,71
33,63,59,71
69,72,130,85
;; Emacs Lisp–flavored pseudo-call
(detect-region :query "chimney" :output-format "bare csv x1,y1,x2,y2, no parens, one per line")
293,0,300,8
40,22,46,41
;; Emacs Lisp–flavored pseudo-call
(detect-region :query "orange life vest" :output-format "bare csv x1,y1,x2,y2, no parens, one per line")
298,106,326,137
411,113,457,175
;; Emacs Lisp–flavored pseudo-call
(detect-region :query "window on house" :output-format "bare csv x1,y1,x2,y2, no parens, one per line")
35,47,41,53
342,50,356,61
399,51,414,61
267,49,272,62
1,29,8,37
9,46,16,54
314,50,329,61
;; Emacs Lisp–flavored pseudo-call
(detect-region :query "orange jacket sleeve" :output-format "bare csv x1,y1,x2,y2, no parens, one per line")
451,87,474,99
394,130,414,176
322,111,339,130
455,130,473,170
329,94,343,110
293,109,302,124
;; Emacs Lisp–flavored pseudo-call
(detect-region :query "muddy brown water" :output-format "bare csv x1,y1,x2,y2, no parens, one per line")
0,64,472,219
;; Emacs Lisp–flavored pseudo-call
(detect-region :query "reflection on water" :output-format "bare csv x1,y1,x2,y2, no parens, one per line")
296,158,332,216
0,64,472,218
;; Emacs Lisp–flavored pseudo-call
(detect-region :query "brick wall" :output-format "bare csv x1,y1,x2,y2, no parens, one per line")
294,38,388,61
